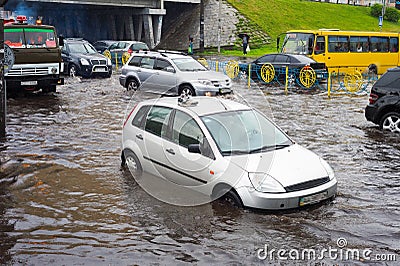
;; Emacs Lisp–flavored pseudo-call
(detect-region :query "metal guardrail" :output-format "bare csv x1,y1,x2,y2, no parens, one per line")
198,58,379,96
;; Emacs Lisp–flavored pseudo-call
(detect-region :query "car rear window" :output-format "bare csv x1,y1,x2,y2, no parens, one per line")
374,69,400,89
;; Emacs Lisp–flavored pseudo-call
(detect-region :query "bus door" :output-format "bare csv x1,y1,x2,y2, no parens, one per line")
313,35,326,64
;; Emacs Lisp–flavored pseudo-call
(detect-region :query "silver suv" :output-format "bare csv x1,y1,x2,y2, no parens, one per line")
119,51,232,96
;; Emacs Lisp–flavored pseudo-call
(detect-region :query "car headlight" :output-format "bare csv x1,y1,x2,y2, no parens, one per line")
198,79,213,86
80,58,90,65
319,158,335,180
107,58,112,65
248,173,286,193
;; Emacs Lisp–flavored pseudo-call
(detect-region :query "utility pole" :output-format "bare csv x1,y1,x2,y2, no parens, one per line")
199,0,204,53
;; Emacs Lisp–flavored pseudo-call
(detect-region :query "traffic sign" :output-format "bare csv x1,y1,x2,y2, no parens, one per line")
3,44,14,74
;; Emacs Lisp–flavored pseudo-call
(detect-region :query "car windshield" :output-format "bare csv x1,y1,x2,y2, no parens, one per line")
172,58,207,72
281,32,314,55
69,43,97,54
201,110,293,156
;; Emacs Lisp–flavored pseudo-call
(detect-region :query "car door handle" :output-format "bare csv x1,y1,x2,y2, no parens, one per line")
136,134,143,140
166,148,175,155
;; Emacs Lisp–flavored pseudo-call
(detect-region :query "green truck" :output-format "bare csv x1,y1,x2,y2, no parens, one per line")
4,15,64,96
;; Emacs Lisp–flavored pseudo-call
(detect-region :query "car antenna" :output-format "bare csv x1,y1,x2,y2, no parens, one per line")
217,98,228,111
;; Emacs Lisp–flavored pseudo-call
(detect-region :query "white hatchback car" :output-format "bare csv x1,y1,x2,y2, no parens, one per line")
121,96,337,210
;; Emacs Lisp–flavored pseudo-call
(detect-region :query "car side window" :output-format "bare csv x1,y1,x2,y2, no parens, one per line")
129,56,142,67
275,54,288,63
132,105,150,129
172,111,214,159
140,57,155,69
258,54,275,64
144,106,172,137
154,59,173,71
109,43,118,50
172,111,204,147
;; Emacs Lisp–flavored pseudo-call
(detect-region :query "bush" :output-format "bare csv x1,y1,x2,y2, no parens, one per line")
370,4,383,18
384,7,400,23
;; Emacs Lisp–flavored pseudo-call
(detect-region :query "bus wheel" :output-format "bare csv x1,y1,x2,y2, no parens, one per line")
368,65,377,75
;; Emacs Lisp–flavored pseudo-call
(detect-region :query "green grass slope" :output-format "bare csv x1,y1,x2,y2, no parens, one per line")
223,0,400,56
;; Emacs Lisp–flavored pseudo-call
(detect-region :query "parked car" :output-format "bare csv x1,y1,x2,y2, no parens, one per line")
121,96,337,210
105,40,149,65
92,40,117,53
365,67,400,133
61,38,112,78
119,51,232,96
239,53,327,85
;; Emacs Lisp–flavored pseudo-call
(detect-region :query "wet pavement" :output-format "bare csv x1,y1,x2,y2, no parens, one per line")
0,73,399,265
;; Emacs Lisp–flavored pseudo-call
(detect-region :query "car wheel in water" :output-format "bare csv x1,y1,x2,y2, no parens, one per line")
127,79,139,91
219,189,243,208
380,112,400,133
179,85,195,96
69,64,77,77
123,150,143,177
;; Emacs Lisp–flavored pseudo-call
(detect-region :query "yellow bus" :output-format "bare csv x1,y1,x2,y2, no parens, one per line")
279,29,400,75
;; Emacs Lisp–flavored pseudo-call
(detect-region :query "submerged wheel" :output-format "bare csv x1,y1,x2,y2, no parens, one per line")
220,189,243,208
179,85,195,96
126,79,139,91
69,64,77,77
260,63,275,83
380,112,400,133
123,150,143,177
299,66,316,88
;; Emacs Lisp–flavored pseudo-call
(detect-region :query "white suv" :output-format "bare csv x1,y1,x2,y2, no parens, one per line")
119,51,232,96
121,96,337,210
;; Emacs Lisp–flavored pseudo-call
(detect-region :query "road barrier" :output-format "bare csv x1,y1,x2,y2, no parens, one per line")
199,59,379,95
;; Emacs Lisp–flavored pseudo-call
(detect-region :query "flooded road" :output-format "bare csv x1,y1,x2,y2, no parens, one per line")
0,74,399,265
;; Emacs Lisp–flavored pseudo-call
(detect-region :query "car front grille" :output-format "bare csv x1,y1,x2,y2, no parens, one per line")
212,79,231,88
7,67,49,76
91,59,107,65
285,177,330,192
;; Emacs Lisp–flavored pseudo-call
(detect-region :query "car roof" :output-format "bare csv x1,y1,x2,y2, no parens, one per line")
64,38,89,43
257,53,316,63
139,96,251,116
132,50,189,59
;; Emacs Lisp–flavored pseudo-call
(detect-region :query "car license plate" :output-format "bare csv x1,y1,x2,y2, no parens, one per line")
94,67,106,72
299,191,329,206
219,88,231,93
21,81,37,86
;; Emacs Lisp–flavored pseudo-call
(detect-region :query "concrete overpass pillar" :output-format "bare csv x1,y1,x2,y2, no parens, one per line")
139,8,166,49
127,15,135,41
136,15,143,41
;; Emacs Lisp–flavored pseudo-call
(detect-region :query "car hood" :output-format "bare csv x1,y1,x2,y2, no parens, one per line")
226,144,329,187
74,53,107,60
180,70,230,81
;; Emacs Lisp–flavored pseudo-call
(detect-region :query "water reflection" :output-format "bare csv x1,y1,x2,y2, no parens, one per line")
0,76,399,264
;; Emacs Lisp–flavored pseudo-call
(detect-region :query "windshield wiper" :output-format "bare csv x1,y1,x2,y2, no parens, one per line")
221,149,250,155
249,144,291,154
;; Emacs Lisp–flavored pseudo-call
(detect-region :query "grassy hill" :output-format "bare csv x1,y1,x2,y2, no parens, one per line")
222,0,400,56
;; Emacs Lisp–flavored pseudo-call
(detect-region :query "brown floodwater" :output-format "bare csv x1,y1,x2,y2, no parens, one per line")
0,73,399,265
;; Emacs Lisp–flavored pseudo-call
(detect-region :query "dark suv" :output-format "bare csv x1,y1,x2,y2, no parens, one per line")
365,67,400,133
61,38,112,78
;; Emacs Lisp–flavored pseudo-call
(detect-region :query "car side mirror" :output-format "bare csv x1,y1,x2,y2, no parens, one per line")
166,66,175,73
188,144,201,154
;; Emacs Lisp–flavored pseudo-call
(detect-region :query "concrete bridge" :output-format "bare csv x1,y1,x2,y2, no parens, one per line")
4,0,200,48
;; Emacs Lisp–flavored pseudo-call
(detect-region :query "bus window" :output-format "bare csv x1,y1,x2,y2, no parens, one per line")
315,36,325,55
370,36,389,52
281,33,314,55
328,36,349,52
349,36,368,52
390,37,398,52
25,29,57,48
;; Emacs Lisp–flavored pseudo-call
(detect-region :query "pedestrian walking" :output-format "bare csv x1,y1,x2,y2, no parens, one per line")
188,36,194,55
239,33,250,55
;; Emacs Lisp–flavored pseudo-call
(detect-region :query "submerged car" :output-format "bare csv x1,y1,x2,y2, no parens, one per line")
61,38,112,78
239,53,327,85
105,40,149,64
365,67,400,133
119,51,232,96
121,96,337,210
